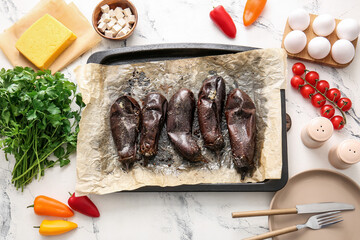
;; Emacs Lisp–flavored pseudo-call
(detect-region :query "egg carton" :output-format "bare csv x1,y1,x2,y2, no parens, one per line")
281,13,358,68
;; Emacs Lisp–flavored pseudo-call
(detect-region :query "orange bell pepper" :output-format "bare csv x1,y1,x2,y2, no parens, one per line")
36,220,78,236
243,0,267,26
28,195,74,217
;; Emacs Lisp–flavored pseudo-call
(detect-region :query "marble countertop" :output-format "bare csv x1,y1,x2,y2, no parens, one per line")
1,0,360,239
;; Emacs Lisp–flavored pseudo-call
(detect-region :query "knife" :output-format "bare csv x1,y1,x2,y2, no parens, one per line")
231,202,354,218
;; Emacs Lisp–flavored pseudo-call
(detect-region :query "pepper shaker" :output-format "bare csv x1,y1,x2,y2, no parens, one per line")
328,139,360,169
301,117,333,148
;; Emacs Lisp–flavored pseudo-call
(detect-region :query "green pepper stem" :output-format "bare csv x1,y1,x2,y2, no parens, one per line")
27,204,34,208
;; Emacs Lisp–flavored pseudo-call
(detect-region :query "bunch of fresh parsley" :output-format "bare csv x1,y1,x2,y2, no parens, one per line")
0,67,85,190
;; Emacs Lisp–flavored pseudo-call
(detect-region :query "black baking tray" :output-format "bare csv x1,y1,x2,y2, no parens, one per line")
87,43,288,192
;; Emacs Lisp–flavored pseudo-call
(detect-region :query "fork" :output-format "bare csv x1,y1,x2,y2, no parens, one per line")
243,211,343,240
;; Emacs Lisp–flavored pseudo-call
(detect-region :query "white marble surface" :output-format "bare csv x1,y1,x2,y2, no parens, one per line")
1,0,360,239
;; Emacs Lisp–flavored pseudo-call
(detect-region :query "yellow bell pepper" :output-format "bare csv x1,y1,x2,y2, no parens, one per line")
36,220,77,236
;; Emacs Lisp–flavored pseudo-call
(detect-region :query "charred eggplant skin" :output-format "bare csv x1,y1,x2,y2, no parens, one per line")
197,75,226,150
140,93,168,158
225,89,256,179
110,96,141,166
167,88,204,162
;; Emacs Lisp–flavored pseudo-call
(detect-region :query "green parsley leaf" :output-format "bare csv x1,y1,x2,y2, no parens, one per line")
47,103,61,115
0,67,85,190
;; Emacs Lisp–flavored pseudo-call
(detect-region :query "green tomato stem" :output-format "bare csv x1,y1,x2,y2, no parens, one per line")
301,77,347,124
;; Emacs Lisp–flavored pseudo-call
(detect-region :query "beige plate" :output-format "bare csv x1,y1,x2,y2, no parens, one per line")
269,169,360,240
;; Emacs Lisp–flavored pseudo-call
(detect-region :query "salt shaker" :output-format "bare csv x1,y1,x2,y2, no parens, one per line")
328,139,360,169
301,117,333,148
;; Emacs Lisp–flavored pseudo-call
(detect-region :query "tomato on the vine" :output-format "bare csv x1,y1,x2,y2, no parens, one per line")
316,80,330,94
291,75,304,89
326,88,341,102
305,71,319,86
292,62,306,75
320,105,335,118
331,115,345,130
311,93,326,108
337,98,352,111
300,85,315,99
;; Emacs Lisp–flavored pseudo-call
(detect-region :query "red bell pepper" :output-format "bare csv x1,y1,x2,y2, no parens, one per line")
210,6,237,38
68,193,100,218
243,0,267,26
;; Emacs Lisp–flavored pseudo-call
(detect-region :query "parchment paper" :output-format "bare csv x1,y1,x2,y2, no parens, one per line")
74,48,287,195
0,0,102,72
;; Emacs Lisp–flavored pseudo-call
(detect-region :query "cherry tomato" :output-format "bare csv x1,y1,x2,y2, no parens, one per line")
337,98,352,111
316,80,330,94
326,88,341,102
331,115,345,130
292,62,306,75
290,75,305,89
320,105,335,118
311,93,326,108
305,71,319,86
300,85,315,99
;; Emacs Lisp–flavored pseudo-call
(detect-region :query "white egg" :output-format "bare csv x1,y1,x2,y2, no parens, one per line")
284,30,307,54
288,9,310,31
312,14,336,36
331,39,355,64
307,37,331,59
336,18,360,41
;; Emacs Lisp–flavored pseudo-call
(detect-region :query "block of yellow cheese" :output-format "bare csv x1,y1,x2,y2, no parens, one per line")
15,14,77,70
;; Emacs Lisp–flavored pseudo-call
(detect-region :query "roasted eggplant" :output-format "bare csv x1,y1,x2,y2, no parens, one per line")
110,96,141,168
140,93,168,160
225,89,256,179
167,88,205,163
197,76,226,150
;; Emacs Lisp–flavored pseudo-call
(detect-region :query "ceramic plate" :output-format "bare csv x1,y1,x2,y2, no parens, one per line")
269,169,360,240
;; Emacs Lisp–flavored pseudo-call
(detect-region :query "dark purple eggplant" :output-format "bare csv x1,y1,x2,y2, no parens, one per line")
197,76,226,150
167,88,205,163
225,89,256,179
140,93,168,160
110,96,141,168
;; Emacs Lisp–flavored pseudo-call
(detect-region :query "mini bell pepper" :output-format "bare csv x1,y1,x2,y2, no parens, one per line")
243,0,267,26
28,195,74,217
35,220,78,236
210,5,237,38
68,193,100,218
